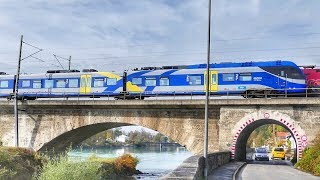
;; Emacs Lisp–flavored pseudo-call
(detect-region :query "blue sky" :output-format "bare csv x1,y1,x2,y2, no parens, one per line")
0,0,319,74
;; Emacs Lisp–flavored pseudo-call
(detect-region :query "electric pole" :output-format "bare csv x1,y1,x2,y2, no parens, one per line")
14,35,23,147
204,0,212,179
68,56,71,71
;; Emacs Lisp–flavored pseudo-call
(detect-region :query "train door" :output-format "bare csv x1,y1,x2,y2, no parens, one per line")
204,70,218,92
80,74,92,94
278,70,287,89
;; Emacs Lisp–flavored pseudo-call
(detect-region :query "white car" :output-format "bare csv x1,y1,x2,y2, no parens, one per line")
254,148,269,161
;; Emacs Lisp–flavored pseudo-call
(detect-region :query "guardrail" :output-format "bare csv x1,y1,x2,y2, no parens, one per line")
0,88,320,101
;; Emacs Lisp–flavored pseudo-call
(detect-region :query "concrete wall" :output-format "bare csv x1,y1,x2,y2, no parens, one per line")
162,152,231,179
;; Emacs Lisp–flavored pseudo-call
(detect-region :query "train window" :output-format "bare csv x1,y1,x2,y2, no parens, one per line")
33,80,42,89
212,74,217,85
69,79,78,88
132,78,142,85
94,78,104,87
222,74,234,81
286,67,304,79
189,76,202,85
56,80,66,88
107,78,117,85
0,80,8,88
160,77,169,86
145,77,156,86
22,80,31,88
261,66,304,79
239,73,252,81
45,80,54,88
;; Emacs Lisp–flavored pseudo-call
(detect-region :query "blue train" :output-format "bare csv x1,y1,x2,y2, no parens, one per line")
0,60,306,99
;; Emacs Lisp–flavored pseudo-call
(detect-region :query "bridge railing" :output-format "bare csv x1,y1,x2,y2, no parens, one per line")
1,87,320,100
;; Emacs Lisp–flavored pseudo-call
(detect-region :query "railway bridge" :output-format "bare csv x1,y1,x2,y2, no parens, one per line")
0,98,319,160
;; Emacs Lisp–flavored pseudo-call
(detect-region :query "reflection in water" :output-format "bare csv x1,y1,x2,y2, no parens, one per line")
68,146,192,179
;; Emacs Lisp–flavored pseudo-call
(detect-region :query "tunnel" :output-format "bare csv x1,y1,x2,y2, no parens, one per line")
233,119,297,161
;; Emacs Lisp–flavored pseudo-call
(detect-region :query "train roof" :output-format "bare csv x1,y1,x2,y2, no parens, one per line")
187,60,299,69
133,60,299,71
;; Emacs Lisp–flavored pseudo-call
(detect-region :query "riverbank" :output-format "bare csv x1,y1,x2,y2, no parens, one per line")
0,146,140,180
0,146,44,179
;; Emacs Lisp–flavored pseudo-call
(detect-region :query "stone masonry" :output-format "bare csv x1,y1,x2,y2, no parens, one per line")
0,98,319,160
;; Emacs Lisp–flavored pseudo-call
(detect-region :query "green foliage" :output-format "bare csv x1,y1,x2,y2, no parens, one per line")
247,124,289,147
152,133,168,143
81,127,171,147
295,132,320,176
127,130,153,146
36,153,139,180
0,147,44,180
36,155,101,180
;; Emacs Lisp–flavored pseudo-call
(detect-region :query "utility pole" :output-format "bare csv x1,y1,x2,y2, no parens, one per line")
273,124,276,146
14,35,23,147
68,56,71,71
204,0,212,179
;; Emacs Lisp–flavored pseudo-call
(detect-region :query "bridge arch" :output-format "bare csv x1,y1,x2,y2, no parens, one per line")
231,111,308,161
34,111,202,154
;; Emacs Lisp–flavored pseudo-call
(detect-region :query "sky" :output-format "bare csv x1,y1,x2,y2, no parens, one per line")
0,0,320,75
1,0,320,133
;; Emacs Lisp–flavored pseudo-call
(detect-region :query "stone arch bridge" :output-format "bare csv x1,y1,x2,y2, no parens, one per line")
0,98,319,160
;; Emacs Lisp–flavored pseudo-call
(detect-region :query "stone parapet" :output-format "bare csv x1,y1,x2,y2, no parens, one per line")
162,151,231,180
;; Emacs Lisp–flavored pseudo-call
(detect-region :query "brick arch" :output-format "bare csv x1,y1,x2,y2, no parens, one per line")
230,111,307,161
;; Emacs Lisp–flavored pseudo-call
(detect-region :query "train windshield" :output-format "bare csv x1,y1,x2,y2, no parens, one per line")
261,66,304,79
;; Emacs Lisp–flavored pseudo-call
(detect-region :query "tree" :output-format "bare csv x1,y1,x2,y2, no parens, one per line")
152,133,162,142
113,128,122,138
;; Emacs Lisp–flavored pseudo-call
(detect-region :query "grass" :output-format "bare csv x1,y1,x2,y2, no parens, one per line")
35,156,102,180
35,153,139,180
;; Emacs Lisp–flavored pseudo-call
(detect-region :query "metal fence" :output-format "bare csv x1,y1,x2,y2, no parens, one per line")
0,88,320,101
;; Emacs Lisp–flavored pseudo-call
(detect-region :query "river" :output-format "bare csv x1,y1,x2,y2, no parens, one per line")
68,145,192,179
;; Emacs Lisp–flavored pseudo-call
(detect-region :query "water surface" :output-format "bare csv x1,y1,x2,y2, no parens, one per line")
68,146,192,179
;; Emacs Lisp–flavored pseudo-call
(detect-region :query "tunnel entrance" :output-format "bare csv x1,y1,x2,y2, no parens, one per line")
234,120,296,161
230,113,308,162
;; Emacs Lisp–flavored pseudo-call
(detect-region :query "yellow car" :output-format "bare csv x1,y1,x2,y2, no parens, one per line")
271,147,285,160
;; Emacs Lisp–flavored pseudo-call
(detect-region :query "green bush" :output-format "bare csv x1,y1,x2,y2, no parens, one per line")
36,155,101,180
36,153,139,180
0,147,44,180
113,154,139,175
295,132,320,176
0,147,140,180
89,154,139,179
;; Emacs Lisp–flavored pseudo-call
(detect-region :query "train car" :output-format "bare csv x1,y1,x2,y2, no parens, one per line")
0,70,123,99
0,60,307,100
124,60,306,98
0,73,15,98
301,66,320,88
